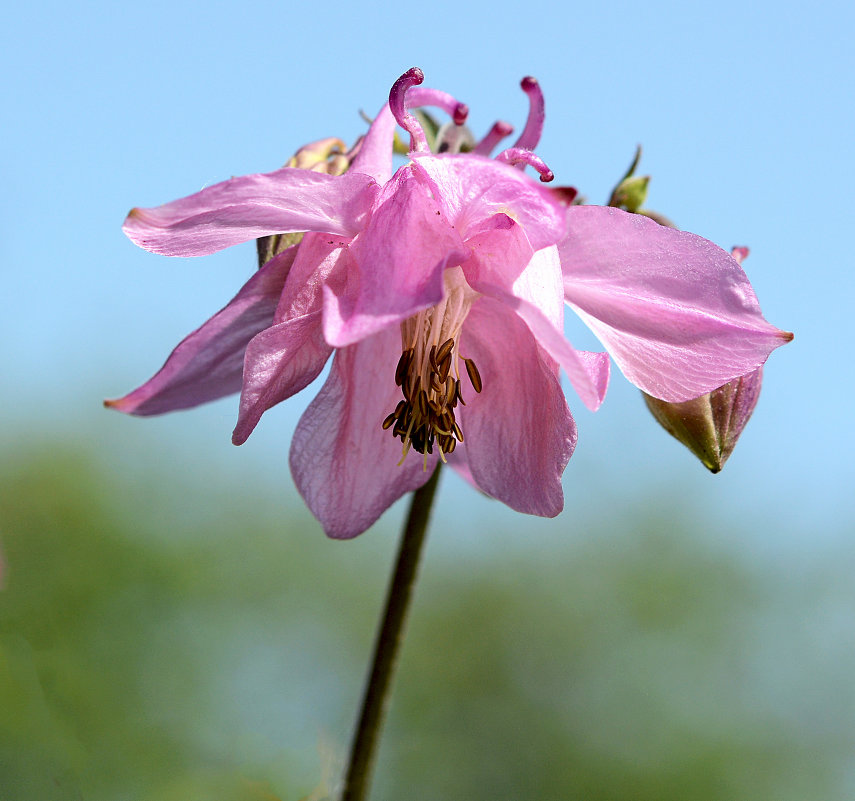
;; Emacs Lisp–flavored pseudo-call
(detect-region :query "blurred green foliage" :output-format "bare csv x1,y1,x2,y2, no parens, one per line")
0,440,852,800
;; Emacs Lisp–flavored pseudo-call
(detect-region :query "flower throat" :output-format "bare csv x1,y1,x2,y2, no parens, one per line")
382,272,481,462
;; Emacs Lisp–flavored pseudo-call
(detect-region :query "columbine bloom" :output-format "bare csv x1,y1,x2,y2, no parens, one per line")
107,68,791,538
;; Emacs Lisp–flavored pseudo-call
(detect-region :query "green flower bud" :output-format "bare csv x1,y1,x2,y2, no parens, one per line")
643,369,763,473
611,174,650,213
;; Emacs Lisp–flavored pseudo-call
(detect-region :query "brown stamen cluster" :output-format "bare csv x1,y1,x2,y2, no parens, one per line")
382,336,482,459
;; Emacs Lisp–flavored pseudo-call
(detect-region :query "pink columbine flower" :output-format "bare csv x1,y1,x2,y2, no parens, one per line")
107,68,791,538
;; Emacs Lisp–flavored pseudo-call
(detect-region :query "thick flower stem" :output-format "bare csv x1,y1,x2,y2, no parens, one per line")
340,465,442,801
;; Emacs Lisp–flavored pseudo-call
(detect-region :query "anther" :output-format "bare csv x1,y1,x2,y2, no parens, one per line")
428,344,438,372
404,375,420,403
382,412,397,430
464,358,482,393
435,338,455,365
444,380,456,408
452,421,464,442
395,349,413,386
438,355,451,384
454,379,465,406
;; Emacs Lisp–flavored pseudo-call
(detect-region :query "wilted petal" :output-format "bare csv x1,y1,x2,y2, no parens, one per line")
458,296,576,517
560,206,792,402
290,327,438,539
106,246,297,416
413,154,567,250
123,169,379,256
323,165,468,347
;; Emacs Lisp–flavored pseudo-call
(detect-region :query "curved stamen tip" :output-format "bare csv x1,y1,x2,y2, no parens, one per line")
390,67,430,153
390,68,425,115
496,146,554,182
453,103,469,125
472,120,514,156
402,67,425,86
513,75,546,152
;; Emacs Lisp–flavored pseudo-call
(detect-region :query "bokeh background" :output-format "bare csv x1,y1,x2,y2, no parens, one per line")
2,1,852,799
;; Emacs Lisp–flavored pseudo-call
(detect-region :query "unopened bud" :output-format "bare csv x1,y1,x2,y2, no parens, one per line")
610,174,650,213
643,368,763,473
285,136,350,175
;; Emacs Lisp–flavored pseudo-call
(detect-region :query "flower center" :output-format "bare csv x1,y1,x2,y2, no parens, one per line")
382,268,482,463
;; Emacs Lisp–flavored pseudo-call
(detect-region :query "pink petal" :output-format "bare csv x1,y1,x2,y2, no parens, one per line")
123,169,379,256
460,212,535,290
322,165,468,347
105,246,297,416
469,245,610,411
444,441,477,491
232,234,348,444
560,206,793,402
350,104,397,184
274,233,351,323
458,296,576,517
289,327,438,539
232,313,332,445
412,153,567,250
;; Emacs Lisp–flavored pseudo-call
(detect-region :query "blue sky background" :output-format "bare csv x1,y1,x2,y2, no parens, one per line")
1,0,851,558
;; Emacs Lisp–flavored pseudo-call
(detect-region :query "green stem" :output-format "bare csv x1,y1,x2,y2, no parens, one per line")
340,465,442,801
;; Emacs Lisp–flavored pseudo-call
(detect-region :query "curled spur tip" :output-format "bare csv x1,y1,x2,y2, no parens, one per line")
495,147,554,182
390,68,471,154
513,76,546,152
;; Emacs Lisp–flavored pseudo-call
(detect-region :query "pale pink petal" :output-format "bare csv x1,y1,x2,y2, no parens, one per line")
412,154,567,250
444,441,477,491
560,206,793,402
350,104,397,184
233,234,349,444
469,245,610,411
232,313,332,445
290,327,438,539
274,233,351,323
457,297,576,517
459,212,535,290
123,169,379,256
105,247,297,416
322,165,468,347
